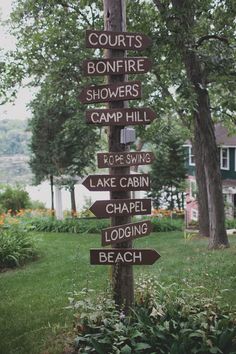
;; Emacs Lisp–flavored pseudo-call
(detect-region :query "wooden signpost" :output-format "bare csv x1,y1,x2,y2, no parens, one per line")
79,0,160,311
97,151,155,168
79,81,142,104
89,199,152,218
83,57,152,76
101,220,152,246
86,29,152,51
82,174,150,191
86,107,156,125
90,249,160,265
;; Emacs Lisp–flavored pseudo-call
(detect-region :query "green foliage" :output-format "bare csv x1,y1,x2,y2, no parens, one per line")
20,215,183,234
0,225,38,269
0,119,30,156
25,217,110,234
148,124,187,209
72,278,236,354
151,217,183,232
29,199,46,210
0,185,31,214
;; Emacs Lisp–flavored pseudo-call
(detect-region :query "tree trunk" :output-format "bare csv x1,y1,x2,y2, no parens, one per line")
50,175,55,217
193,130,210,237
170,0,229,248
70,185,76,217
103,0,134,312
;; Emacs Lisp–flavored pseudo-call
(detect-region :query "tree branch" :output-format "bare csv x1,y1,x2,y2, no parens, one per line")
153,0,166,13
196,35,229,48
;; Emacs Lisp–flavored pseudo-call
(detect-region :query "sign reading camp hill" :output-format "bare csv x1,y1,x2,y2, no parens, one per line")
82,174,150,191
83,57,152,76
97,151,155,168
90,198,151,218
90,248,160,265
86,30,152,51
101,220,152,246
79,81,141,104
86,108,156,125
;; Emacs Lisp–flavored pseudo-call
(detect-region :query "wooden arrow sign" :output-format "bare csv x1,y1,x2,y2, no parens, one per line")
86,30,152,51
89,199,152,218
83,57,152,76
90,249,160,265
79,81,141,104
97,151,155,168
82,174,150,191
101,220,152,246
86,107,156,125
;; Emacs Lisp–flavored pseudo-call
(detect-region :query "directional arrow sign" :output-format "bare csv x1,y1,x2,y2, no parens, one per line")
101,220,152,246
89,199,151,218
86,107,156,125
83,57,152,76
82,174,150,192
90,249,160,265
78,81,141,104
97,151,155,168
86,30,152,51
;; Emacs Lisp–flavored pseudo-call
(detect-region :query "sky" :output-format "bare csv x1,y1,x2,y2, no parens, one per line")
0,0,33,121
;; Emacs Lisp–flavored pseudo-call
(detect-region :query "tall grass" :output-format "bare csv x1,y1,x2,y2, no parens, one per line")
0,226,38,269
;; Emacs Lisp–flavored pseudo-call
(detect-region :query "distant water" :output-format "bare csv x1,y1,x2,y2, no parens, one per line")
26,181,110,211
26,181,146,212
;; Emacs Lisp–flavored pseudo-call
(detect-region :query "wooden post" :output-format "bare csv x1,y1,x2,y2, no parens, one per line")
103,0,134,311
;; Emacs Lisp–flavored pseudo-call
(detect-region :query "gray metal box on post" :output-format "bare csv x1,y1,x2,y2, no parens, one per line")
120,127,136,144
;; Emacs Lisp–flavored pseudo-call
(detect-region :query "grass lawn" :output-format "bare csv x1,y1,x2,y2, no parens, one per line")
0,231,236,354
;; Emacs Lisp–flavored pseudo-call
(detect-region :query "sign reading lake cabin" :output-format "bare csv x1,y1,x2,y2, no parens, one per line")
82,174,150,191
83,57,152,76
101,220,152,246
89,198,152,218
90,249,160,265
86,30,152,51
97,151,155,168
86,108,156,125
79,81,141,104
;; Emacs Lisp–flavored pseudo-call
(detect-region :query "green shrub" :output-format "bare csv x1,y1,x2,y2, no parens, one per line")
70,277,236,354
0,226,38,269
29,199,46,210
151,217,183,232
0,185,31,215
25,217,110,234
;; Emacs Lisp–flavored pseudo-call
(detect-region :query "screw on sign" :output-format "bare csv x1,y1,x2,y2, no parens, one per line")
83,57,152,76
85,30,152,51
90,249,160,265
79,81,142,104
82,174,150,191
97,151,155,168
101,220,152,246
89,199,152,218
86,108,156,126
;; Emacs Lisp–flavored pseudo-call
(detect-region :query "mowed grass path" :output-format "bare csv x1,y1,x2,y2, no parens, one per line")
0,231,236,354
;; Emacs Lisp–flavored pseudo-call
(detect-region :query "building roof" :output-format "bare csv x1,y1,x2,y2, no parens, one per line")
185,123,236,147
214,123,236,146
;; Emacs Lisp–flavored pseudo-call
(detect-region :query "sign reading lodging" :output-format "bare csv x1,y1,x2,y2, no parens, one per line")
90,248,160,265
79,81,141,104
101,220,152,246
82,174,150,191
97,151,155,168
86,30,152,51
86,107,156,125
83,57,152,76
89,198,152,218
